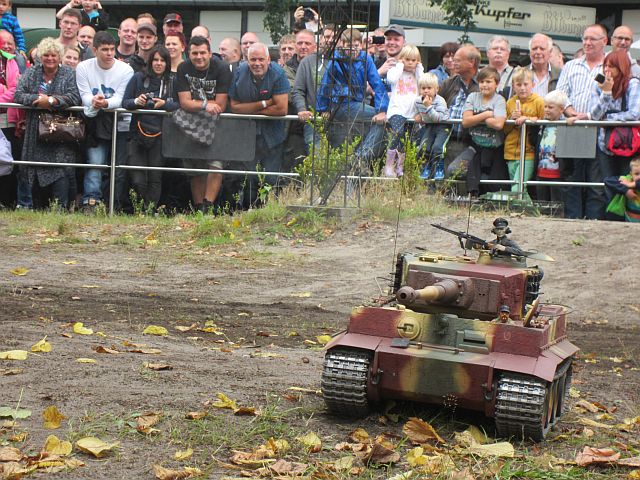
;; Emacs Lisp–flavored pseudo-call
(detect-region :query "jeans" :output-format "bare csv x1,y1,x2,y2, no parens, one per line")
83,133,129,207
16,172,33,208
303,123,321,155
416,124,450,162
328,101,386,168
563,154,606,219
129,138,163,207
597,148,628,180
240,136,285,208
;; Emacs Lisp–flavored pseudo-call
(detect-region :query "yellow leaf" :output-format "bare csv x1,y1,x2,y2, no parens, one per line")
334,455,354,471
200,327,223,334
466,442,515,458
211,393,238,410
569,387,581,398
597,413,614,421
286,217,297,227
76,358,96,364
290,291,311,297
63,261,77,265
43,435,72,456
316,335,332,345
31,337,52,353
43,406,66,429
629,470,640,479
143,325,168,336
174,447,193,461
185,411,207,420
232,218,241,228
578,417,614,429
403,417,445,444
454,425,489,447
10,267,29,276
75,437,119,458
73,322,93,335
406,446,429,467
349,427,370,443
296,431,321,452
136,411,162,434
288,331,299,337
153,465,202,480
0,350,28,360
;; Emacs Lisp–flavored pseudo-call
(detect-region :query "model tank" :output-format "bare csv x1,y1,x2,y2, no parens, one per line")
321,219,578,441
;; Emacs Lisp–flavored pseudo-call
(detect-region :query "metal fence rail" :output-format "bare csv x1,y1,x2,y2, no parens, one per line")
1,101,632,214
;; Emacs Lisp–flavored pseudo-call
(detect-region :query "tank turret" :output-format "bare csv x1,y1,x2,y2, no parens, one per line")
396,278,460,305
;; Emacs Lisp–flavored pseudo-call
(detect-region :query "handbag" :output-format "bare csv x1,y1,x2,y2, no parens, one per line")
603,93,640,157
171,109,217,146
38,113,85,144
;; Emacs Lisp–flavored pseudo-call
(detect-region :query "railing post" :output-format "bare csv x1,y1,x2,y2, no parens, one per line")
518,122,527,200
108,109,118,216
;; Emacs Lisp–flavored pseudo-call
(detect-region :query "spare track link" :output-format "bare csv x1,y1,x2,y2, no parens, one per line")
495,360,572,441
321,348,372,417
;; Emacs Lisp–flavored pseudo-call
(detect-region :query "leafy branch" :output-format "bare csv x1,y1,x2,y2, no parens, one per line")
430,0,482,43
264,0,294,44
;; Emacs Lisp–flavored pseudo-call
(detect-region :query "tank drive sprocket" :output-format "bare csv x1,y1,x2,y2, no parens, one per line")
321,348,372,417
495,360,572,441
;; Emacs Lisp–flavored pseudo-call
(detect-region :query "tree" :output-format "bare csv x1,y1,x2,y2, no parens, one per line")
430,0,482,43
264,0,294,44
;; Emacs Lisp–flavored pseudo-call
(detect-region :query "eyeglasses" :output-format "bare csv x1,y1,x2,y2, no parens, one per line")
613,35,633,42
582,36,605,42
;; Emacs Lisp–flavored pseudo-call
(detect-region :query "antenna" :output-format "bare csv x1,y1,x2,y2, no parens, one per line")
464,193,472,255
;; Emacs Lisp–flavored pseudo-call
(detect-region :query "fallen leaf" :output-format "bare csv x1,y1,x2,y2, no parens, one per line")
358,442,400,465
211,393,238,410
0,446,22,462
0,350,29,360
290,291,311,297
296,431,321,452
175,324,197,332
10,267,29,276
0,368,23,376
403,417,445,444
466,441,515,458
454,425,489,447
333,455,355,471
43,406,66,429
349,428,370,443
174,447,193,461
143,325,168,336
93,346,119,354
0,407,31,419
575,446,620,466
569,387,581,398
406,446,429,467
136,412,162,434
43,435,72,456
128,348,162,355
72,322,93,335
0,461,32,478
75,437,119,458
316,334,332,345
63,261,77,265
8,432,28,442
185,411,207,420
630,470,640,479
234,407,257,416
620,457,640,467
31,337,52,353
76,358,96,363
578,418,614,429
153,465,201,479
576,399,599,413
144,362,173,371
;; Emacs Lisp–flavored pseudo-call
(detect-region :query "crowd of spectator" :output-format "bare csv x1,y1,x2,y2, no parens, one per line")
0,4,638,222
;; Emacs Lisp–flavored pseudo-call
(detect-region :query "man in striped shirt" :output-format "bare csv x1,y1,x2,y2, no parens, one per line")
556,24,608,219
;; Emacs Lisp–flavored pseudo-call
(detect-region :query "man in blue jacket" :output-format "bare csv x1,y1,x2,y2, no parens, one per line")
316,29,388,168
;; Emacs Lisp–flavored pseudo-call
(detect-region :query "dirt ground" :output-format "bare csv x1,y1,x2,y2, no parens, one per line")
1,212,639,479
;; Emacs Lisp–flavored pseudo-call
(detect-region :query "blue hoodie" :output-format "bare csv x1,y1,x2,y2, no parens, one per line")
316,50,388,113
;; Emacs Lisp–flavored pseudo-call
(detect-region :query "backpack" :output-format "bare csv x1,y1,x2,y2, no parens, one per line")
604,91,640,157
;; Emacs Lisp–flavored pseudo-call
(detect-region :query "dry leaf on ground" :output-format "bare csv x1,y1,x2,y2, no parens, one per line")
174,448,193,461
43,435,73,456
43,406,66,429
211,393,238,410
153,465,202,479
144,362,173,371
75,437,119,458
31,337,52,353
296,431,321,453
76,358,96,363
93,346,120,354
185,411,207,420
575,446,621,466
72,322,93,335
0,446,22,462
403,417,445,444
357,442,400,465
0,350,28,360
466,442,515,458
349,427,370,443
10,267,29,276
136,412,162,434
143,325,168,336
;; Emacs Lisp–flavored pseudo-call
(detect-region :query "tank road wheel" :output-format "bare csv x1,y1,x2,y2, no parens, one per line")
321,348,372,417
495,360,573,441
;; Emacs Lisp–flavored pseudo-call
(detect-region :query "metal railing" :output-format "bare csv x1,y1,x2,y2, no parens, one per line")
2,101,630,214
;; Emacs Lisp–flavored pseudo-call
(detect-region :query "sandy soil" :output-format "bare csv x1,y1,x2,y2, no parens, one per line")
1,213,639,479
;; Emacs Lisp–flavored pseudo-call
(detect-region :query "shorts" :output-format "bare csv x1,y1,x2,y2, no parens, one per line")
182,158,224,176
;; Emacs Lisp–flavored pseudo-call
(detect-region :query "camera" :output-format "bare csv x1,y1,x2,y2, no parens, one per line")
303,7,315,21
144,93,156,109
371,35,385,45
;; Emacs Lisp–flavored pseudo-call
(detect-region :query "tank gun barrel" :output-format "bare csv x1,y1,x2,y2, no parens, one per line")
396,279,459,305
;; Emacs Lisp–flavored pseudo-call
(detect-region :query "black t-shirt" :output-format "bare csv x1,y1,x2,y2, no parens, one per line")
176,57,232,101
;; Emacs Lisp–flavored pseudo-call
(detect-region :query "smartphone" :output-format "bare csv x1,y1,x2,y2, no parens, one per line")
595,73,605,83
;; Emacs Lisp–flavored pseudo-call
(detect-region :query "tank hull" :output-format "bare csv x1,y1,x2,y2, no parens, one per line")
323,305,578,440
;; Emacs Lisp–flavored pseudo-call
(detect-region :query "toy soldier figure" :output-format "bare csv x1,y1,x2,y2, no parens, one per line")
489,218,524,258
496,304,512,323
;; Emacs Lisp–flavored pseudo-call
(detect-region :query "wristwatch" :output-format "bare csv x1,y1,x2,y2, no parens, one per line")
48,96,55,107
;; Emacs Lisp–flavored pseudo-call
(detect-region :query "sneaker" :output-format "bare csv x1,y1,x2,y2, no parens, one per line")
81,198,99,215
420,165,431,179
434,163,445,180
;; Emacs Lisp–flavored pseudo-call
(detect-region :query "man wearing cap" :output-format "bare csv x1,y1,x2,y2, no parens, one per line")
125,22,157,72
164,13,184,37
376,24,406,78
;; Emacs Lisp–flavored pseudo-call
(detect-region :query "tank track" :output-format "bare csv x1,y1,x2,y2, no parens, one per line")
495,360,572,441
321,348,372,417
